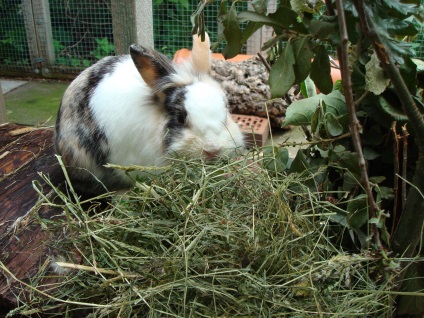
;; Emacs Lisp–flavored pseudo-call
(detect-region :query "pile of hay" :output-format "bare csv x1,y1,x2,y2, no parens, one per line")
11,153,395,317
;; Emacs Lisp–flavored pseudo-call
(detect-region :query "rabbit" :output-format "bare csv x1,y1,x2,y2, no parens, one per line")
54,32,245,195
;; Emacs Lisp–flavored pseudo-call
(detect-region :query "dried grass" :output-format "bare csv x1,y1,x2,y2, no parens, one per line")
7,152,397,317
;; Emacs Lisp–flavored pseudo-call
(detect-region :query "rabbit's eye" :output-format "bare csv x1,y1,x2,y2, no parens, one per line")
177,111,187,125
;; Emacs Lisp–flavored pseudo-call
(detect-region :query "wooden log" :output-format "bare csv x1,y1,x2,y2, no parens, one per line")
211,58,291,128
0,124,63,310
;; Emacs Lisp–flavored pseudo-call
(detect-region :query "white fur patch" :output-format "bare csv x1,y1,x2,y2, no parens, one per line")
90,57,167,169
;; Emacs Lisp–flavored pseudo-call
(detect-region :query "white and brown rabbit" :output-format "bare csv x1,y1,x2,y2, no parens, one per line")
54,32,245,194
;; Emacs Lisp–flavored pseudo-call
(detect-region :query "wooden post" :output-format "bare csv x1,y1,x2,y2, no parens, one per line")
111,0,154,54
22,0,55,75
37,0,55,66
0,82,7,124
22,0,41,74
111,0,136,54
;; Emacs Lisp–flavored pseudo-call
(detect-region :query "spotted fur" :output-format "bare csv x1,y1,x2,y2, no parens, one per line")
55,33,245,195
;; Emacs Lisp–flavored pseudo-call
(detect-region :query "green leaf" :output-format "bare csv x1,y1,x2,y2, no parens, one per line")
261,36,282,51
288,149,310,174
378,95,408,122
269,41,296,98
191,1,207,33
282,90,346,127
291,36,313,83
380,0,420,18
310,104,320,133
241,21,264,44
222,4,243,59
376,186,394,200
385,16,420,36
237,11,282,27
400,56,418,95
369,176,386,184
263,146,289,173
282,95,319,127
365,53,390,95
290,0,314,14
251,0,267,14
342,171,361,192
309,18,337,39
323,91,347,115
411,58,424,72
179,0,189,9
347,194,369,229
325,112,343,136
332,151,360,175
397,264,424,315
363,147,380,160
269,6,299,29
310,45,333,94
300,76,316,98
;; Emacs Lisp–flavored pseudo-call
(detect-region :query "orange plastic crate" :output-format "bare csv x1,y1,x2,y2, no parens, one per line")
231,114,270,147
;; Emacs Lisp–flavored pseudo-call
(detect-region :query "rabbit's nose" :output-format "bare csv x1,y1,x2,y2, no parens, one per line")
203,142,220,159
203,149,220,159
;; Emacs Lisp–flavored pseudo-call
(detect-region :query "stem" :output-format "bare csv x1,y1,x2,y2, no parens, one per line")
277,132,351,148
354,91,369,110
257,52,271,72
325,0,335,15
257,52,292,105
391,122,400,241
335,0,383,250
401,124,409,211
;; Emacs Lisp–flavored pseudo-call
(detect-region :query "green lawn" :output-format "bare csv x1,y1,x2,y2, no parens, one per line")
5,81,69,126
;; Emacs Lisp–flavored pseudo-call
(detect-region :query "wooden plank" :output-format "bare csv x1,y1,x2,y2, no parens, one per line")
0,124,64,310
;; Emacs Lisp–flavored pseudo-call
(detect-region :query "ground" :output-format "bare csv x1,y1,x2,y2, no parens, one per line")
2,79,68,126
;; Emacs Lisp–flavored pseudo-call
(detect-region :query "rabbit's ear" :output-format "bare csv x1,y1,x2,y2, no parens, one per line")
130,45,174,88
190,32,211,74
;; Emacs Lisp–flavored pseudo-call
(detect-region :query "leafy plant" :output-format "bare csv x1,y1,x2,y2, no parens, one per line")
192,0,424,314
90,37,115,60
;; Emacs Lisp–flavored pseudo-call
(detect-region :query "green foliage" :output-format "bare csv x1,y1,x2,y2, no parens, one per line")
208,0,424,259
90,37,115,60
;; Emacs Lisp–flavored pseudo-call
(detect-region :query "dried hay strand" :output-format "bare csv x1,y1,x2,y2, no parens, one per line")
6,153,397,317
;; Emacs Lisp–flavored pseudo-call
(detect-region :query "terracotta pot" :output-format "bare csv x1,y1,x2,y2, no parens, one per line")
330,60,342,83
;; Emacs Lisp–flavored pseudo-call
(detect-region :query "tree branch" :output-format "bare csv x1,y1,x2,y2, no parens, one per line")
335,0,383,250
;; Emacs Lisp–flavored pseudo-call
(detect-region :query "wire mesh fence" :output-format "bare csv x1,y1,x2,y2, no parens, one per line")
152,0,248,57
49,0,114,70
0,1,32,73
1,1,424,78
